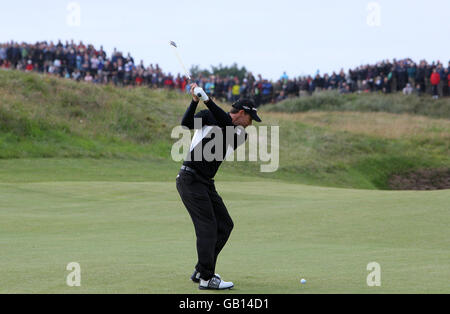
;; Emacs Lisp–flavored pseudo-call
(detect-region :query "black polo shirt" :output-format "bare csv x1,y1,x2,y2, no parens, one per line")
181,100,247,179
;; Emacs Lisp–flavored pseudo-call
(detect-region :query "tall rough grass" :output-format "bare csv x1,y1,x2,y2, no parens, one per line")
0,70,187,158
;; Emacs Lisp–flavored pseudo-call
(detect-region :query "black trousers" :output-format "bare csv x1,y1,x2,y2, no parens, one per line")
432,85,439,97
176,170,234,281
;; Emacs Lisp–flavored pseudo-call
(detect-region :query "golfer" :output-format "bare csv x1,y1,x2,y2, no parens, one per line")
176,83,262,290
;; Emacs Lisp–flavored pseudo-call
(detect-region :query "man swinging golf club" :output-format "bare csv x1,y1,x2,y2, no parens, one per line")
176,83,262,290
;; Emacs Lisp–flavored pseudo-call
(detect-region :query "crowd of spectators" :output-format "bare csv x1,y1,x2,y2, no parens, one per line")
1,40,449,107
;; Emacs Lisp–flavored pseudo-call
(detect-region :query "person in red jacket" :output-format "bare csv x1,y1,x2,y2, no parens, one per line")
180,76,187,92
135,75,143,86
430,68,441,99
25,60,33,72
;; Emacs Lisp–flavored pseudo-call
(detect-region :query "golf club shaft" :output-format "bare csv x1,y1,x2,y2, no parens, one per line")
170,42,191,80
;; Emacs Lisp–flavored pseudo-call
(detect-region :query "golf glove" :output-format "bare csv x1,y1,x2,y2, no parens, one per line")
194,87,209,102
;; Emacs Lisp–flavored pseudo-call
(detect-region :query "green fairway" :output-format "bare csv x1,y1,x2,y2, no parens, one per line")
0,159,448,294
1,71,449,293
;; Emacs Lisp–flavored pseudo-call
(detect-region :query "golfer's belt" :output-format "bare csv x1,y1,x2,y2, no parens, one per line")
180,165,197,175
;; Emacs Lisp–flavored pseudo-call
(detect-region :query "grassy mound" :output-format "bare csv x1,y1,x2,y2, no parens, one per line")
0,70,184,159
0,70,449,190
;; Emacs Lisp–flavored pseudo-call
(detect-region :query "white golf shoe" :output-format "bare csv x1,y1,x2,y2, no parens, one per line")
191,269,221,283
199,275,234,290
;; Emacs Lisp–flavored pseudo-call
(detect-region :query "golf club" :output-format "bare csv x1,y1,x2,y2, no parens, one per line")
169,41,206,98
169,41,191,80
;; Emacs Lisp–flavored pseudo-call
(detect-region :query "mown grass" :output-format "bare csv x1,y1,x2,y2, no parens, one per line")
264,91,450,119
1,176,449,293
0,70,449,190
267,112,450,140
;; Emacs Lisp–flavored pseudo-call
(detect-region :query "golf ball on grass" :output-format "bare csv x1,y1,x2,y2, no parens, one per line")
300,279,307,285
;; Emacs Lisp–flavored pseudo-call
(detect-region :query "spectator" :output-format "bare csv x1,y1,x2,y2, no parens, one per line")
430,68,441,99
276,90,287,102
72,69,81,81
407,61,416,86
232,80,241,102
444,68,450,97
240,78,249,97
84,72,93,83
262,80,273,103
403,83,414,95
374,76,383,91
1,59,11,69
415,61,426,93
280,71,288,84
135,73,144,86
0,44,7,64
382,77,391,94
25,60,33,72
0,40,448,102
205,79,215,95
340,83,351,94
415,83,422,97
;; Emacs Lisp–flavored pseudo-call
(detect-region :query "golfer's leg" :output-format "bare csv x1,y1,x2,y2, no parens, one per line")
209,187,234,266
177,176,218,280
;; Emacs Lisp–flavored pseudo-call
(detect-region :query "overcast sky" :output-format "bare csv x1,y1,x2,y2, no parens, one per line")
0,0,449,79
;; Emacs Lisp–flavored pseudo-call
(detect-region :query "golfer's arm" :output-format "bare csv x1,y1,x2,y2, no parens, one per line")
181,100,199,129
204,99,233,127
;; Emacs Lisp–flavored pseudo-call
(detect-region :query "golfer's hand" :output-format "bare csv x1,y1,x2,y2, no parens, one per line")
190,83,200,102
